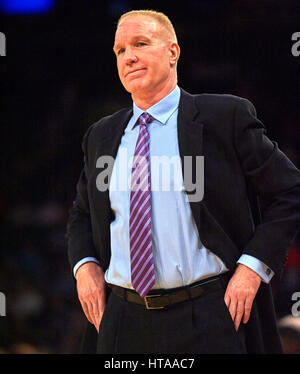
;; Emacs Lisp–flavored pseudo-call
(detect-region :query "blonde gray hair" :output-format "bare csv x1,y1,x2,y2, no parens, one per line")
117,9,178,43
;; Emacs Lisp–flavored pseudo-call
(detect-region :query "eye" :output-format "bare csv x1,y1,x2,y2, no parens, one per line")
135,42,147,47
117,48,125,55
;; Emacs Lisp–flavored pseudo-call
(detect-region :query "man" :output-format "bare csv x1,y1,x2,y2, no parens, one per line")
67,10,300,353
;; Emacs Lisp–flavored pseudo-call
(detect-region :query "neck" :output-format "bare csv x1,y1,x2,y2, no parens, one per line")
132,80,177,111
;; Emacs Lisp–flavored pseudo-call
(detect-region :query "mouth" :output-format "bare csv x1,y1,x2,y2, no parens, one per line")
125,68,146,78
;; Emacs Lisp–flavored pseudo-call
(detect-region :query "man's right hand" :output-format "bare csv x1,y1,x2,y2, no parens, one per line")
75,262,106,332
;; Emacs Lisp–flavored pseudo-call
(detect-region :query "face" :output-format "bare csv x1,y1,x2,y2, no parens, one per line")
113,16,179,99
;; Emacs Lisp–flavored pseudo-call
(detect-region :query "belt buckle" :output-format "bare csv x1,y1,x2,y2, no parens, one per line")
144,294,164,310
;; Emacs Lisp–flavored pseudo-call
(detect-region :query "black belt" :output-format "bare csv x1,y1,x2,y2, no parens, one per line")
108,272,231,310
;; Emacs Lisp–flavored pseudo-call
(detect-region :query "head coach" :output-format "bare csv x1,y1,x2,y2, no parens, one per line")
66,10,300,354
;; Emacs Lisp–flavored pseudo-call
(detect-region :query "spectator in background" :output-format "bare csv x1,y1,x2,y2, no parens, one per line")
278,316,300,354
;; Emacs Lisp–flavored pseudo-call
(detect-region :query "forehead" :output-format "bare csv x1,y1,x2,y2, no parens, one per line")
115,16,162,42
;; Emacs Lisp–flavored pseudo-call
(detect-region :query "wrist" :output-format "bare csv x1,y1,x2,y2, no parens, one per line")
236,263,262,283
75,261,102,280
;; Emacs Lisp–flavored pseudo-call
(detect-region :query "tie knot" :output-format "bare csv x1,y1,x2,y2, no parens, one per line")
138,112,152,127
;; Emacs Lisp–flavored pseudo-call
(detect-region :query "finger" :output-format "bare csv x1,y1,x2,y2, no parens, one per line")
224,292,230,309
234,299,245,331
87,301,97,327
243,296,253,324
81,300,94,326
97,298,105,333
228,297,237,322
224,284,234,320
90,299,100,329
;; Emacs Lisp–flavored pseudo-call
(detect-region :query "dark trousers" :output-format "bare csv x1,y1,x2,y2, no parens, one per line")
97,279,247,354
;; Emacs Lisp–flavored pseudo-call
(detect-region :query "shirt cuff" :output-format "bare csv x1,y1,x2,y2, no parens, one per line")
73,257,100,277
237,254,274,283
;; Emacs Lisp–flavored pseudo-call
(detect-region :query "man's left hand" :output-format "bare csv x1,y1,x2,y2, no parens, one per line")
224,264,261,331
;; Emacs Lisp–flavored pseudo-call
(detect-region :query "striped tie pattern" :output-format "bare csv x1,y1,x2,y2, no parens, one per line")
129,112,155,297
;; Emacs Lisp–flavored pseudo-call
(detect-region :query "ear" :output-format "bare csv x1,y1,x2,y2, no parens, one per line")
169,42,180,66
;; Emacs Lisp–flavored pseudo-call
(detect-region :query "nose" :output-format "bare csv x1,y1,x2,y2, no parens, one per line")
124,47,138,64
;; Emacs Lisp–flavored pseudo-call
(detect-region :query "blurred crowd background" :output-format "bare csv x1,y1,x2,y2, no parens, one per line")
0,0,299,354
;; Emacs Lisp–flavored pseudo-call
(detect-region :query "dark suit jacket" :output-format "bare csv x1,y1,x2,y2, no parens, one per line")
67,89,300,353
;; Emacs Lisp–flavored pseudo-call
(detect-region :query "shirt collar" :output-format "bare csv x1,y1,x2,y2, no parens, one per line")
131,85,181,129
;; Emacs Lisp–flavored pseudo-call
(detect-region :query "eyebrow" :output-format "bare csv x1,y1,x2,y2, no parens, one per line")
113,35,152,52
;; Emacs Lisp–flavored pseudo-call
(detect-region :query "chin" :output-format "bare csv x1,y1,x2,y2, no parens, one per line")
123,78,149,95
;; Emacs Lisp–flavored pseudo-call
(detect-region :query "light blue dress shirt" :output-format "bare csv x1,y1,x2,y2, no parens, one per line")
74,86,274,286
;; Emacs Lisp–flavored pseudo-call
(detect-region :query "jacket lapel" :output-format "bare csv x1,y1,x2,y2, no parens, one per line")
96,108,133,160
177,88,204,226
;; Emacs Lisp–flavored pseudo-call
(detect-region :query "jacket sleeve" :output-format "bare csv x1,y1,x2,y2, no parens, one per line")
234,98,300,275
66,124,99,272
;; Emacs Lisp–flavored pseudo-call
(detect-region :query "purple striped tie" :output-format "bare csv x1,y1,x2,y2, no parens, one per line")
129,112,155,297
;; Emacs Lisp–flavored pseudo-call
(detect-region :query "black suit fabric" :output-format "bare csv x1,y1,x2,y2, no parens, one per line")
67,89,300,353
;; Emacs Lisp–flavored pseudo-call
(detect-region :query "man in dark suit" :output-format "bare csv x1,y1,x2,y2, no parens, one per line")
67,10,300,353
